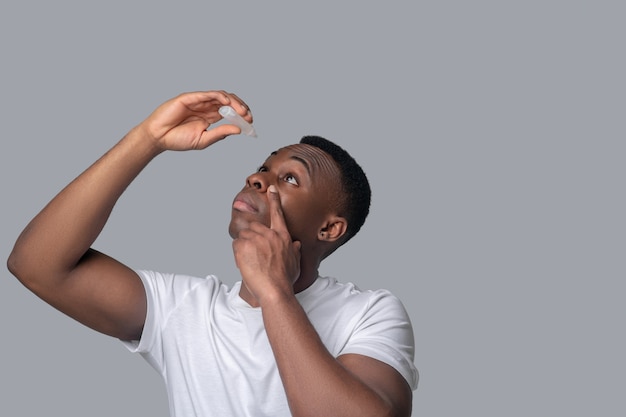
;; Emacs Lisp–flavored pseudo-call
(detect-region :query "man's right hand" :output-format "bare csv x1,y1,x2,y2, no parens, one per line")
138,90,253,152
7,90,250,341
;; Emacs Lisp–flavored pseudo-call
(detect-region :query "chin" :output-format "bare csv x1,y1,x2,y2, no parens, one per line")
229,209,272,237
228,221,240,239
228,216,256,239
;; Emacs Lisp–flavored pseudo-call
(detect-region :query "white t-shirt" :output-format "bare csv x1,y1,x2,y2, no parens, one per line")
123,270,418,417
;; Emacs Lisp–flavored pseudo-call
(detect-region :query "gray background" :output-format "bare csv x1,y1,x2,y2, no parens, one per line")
1,1,624,416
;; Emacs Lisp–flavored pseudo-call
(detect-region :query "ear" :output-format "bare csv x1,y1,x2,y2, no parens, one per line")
318,216,348,243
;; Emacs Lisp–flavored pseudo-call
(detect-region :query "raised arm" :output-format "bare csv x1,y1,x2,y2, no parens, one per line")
7,90,252,340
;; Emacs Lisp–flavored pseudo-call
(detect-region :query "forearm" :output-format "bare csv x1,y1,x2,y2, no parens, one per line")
8,126,161,283
261,294,395,417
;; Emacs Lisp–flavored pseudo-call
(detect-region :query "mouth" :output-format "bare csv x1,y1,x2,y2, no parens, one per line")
232,193,259,213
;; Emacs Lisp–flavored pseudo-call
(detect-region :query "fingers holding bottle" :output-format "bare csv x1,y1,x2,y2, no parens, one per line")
136,90,254,152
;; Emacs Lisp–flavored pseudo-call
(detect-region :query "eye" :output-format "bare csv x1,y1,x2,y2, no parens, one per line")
283,173,298,185
257,166,268,173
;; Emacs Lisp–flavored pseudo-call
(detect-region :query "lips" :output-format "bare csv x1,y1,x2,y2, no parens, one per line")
232,192,260,213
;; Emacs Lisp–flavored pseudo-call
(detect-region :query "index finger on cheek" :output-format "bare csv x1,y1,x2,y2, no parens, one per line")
267,185,287,231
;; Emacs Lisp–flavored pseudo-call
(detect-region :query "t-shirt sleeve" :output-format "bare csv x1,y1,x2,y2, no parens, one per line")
340,290,419,390
120,270,209,372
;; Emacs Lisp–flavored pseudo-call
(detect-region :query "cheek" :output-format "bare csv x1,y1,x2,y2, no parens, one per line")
277,198,302,237
279,201,299,236
280,197,324,241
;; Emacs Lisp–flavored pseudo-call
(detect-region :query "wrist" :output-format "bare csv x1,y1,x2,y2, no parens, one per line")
125,124,166,158
257,284,296,309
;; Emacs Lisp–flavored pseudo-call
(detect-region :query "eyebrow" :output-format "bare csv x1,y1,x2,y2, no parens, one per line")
291,155,311,175
267,151,312,176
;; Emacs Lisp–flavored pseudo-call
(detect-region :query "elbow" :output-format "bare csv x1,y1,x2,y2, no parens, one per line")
7,247,22,280
7,246,29,285
7,246,61,303
7,245,39,290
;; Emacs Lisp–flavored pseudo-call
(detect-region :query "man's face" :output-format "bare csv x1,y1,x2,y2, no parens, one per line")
229,144,342,244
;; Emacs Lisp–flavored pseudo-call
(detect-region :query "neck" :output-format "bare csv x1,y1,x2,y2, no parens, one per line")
293,260,320,293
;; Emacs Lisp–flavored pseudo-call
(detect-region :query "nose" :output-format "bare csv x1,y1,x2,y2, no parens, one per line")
246,171,270,192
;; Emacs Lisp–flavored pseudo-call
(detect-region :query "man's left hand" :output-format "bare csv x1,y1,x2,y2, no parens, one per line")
232,185,301,305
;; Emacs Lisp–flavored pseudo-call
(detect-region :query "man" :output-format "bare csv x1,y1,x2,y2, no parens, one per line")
7,90,418,416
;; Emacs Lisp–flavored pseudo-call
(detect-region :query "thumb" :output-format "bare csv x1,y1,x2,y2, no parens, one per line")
196,124,242,149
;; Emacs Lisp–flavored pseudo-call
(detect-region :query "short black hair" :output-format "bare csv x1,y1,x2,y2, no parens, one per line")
300,135,371,244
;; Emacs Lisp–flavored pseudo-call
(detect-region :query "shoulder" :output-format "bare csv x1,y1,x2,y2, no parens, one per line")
306,277,419,389
307,276,408,314
302,276,413,341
